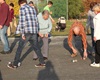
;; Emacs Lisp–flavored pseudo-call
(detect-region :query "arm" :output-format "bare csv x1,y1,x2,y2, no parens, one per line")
94,17,100,41
0,5,9,28
17,8,25,36
86,11,91,28
48,18,52,32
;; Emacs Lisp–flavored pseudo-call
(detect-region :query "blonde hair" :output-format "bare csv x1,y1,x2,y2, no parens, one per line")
93,4,100,12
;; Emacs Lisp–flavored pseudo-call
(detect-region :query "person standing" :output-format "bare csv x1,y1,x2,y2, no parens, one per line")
0,0,10,54
90,4,100,67
44,1,55,23
86,2,97,54
33,10,52,60
7,0,45,69
68,21,88,60
7,3,14,36
29,1,38,15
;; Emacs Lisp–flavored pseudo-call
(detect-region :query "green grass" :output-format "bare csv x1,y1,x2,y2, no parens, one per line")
51,20,86,36
11,18,86,37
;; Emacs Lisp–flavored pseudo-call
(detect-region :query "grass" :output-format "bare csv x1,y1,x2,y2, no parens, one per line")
10,19,87,37
51,19,86,36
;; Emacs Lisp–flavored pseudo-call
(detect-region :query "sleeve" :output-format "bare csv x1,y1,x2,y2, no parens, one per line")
86,11,91,28
0,5,9,26
17,8,25,36
94,17,100,38
48,18,52,32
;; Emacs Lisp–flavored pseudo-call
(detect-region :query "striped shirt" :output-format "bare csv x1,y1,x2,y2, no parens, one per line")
68,21,87,49
16,4,38,35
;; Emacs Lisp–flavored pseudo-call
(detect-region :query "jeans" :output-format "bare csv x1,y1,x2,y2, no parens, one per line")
0,26,10,51
13,33,45,66
91,28,95,47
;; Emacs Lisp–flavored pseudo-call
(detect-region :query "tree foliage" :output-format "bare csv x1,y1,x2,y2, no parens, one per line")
6,0,19,16
68,0,84,19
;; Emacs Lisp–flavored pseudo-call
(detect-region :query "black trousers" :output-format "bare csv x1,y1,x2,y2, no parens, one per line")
95,40,100,63
13,33,45,66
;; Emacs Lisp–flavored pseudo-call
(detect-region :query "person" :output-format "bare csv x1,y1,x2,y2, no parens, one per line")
90,4,100,67
0,0,10,54
33,10,52,60
86,2,97,54
43,1,55,23
7,0,45,69
7,3,14,36
68,21,88,60
29,1,38,15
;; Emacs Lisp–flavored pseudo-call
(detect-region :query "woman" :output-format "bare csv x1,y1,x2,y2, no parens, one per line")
90,4,100,67
86,2,97,54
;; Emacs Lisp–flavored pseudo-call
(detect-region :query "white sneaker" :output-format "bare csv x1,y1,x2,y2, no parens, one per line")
90,62,100,67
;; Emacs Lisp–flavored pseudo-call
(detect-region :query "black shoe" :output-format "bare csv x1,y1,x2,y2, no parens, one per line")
43,57,48,60
0,50,10,54
7,62,17,70
0,59,1,62
35,63,46,68
33,58,38,61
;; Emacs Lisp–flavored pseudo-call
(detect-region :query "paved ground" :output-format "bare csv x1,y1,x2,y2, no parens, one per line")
0,36,100,80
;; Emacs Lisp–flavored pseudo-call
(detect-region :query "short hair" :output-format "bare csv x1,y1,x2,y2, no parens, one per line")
29,1,34,4
42,10,50,15
9,3,14,7
93,4,100,12
18,0,27,5
90,2,97,9
48,1,53,5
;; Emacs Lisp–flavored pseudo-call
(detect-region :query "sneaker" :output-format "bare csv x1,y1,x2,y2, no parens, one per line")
90,62,100,67
35,63,46,68
43,57,48,60
18,62,21,67
0,50,10,54
7,62,17,69
33,58,38,61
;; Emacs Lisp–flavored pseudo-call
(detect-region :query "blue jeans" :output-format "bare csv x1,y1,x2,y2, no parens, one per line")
0,26,10,51
13,33,45,66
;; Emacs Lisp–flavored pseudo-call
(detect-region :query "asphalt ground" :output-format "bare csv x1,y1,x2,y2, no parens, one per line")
0,36,100,80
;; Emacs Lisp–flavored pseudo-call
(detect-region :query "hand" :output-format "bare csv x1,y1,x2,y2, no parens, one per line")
83,51,88,60
38,33,44,38
94,37,96,42
45,33,48,37
22,35,26,40
0,25,3,29
72,48,77,54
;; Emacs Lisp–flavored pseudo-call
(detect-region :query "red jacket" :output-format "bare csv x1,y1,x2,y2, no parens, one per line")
9,9,14,22
0,2,10,27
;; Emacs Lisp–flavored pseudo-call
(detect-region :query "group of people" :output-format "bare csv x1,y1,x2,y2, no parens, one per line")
69,2,100,68
0,0,100,70
0,0,54,69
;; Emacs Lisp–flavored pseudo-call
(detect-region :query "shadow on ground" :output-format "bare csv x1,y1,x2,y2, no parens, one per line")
37,61,59,80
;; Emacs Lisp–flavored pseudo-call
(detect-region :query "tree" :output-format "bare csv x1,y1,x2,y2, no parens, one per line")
6,0,19,16
68,0,84,19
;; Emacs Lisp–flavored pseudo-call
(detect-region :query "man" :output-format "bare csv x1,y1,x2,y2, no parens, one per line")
0,0,10,54
7,0,45,69
33,10,52,60
68,21,88,60
44,1,55,23
7,3,14,36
